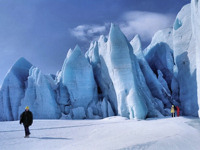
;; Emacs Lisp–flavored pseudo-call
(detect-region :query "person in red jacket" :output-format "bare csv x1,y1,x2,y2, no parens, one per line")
176,106,180,117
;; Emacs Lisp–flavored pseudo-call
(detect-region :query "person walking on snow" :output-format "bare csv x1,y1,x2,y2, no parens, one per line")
171,105,175,117
20,106,33,138
176,106,180,117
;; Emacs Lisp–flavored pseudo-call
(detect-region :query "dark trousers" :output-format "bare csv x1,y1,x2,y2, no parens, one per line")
24,125,30,136
171,113,175,117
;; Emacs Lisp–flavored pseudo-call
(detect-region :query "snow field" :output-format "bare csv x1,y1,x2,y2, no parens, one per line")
0,116,200,150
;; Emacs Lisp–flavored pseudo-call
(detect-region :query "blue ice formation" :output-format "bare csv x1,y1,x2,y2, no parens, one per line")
61,45,98,119
174,18,182,30
103,24,162,119
173,4,198,116
62,45,98,108
0,57,32,121
18,67,61,119
85,38,118,115
191,0,200,117
130,35,166,116
144,42,174,86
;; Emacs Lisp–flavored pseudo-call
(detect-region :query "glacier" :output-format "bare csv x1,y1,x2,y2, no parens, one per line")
61,45,99,119
0,58,32,121
131,35,168,115
1,0,200,121
62,45,98,110
173,4,198,116
85,36,118,117
143,28,173,52
99,24,163,119
191,0,200,117
100,24,147,119
18,67,61,119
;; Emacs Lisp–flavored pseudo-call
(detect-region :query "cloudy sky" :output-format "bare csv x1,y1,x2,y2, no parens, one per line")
0,0,190,85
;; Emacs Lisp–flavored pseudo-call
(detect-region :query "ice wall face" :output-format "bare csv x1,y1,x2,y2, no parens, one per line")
19,67,61,119
143,27,184,109
173,4,198,116
56,81,70,110
0,91,3,121
191,0,200,117
62,45,98,118
56,50,71,114
104,24,148,119
143,3,199,117
144,28,173,53
85,39,118,115
131,36,172,109
0,58,32,121
86,31,164,119
144,28,175,91
130,35,164,117
145,42,174,87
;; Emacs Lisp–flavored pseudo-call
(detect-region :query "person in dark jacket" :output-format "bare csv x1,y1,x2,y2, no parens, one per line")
20,106,33,138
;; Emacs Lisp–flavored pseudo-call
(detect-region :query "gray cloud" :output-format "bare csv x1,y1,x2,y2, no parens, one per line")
70,24,108,41
70,11,175,43
119,11,175,41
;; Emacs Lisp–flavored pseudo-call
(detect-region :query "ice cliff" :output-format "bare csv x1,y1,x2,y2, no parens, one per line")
191,0,200,116
0,58,32,121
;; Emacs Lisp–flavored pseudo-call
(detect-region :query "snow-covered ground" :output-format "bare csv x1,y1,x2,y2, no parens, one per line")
0,116,200,150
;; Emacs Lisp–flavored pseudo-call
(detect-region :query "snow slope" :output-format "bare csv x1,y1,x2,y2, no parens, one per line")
0,117,200,150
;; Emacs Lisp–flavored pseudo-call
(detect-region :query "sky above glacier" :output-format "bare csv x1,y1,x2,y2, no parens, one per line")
0,0,190,86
